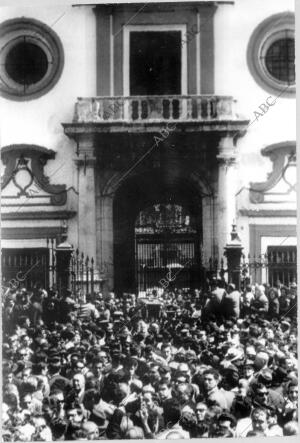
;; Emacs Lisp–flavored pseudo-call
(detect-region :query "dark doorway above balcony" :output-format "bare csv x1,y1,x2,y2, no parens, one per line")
130,31,181,95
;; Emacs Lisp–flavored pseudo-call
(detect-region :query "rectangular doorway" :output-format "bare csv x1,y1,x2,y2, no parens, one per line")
124,25,187,96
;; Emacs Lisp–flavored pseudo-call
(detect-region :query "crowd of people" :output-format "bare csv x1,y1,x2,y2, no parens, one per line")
2,279,298,440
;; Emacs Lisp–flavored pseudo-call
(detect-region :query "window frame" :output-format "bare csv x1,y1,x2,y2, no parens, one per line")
0,18,64,101
247,12,295,97
123,24,188,96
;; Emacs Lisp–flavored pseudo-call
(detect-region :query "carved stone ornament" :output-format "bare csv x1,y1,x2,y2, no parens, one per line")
1,144,67,205
249,141,296,204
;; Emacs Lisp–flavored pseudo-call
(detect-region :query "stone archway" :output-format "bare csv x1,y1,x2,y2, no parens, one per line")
111,168,213,294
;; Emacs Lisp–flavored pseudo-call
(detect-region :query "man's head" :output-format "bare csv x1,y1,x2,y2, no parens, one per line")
158,381,172,402
21,367,32,382
243,360,255,380
123,357,138,376
195,402,207,422
257,368,273,388
253,383,269,406
203,369,219,391
66,403,83,425
255,285,265,298
142,392,155,410
216,412,237,437
74,360,86,374
116,378,130,403
254,351,269,371
174,373,188,386
177,363,190,378
72,373,85,392
161,344,172,360
125,426,145,439
51,390,65,411
175,383,192,405
5,371,14,385
287,380,298,402
81,421,100,440
49,361,61,376
93,358,104,377
21,335,31,347
97,351,109,364
264,328,274,340
21,393,33,410
251,407,268,432
148,363,160,383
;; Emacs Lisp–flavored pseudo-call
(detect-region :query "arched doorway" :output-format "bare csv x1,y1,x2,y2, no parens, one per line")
113,171,204,294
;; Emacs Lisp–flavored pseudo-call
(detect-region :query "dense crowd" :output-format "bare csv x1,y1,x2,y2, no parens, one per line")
2,280,298,440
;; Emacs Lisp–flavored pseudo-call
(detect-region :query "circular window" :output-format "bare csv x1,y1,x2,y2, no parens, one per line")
0,18,64,101
265,38,295,83
5,39,49,85
247,13,295,97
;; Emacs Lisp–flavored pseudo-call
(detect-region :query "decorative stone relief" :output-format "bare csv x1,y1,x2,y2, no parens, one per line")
1,144,67,206
249,141,296,204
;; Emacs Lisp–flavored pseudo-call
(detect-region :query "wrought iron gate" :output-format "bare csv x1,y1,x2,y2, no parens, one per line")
135,235,199,291
134,203,201,292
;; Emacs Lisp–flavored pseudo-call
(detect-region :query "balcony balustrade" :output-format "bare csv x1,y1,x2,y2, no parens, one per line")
73,95,237,123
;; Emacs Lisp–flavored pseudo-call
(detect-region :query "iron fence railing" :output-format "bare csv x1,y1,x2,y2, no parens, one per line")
1,244,296,295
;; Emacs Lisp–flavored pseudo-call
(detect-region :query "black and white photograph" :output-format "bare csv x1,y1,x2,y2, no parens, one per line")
0,0,298,440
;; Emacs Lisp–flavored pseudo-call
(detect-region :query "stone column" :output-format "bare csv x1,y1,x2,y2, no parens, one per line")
75,136,97,261
216,135,237,259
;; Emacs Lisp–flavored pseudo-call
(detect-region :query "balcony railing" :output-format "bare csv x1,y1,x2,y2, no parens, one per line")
73,95,237,123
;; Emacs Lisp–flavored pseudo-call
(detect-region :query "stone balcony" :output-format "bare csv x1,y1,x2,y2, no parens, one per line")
73,95,238,123
64,95,249,139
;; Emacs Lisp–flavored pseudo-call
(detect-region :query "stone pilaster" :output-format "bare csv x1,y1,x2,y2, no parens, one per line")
98,194,114,292
216,135,238,258
75,136,97,261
